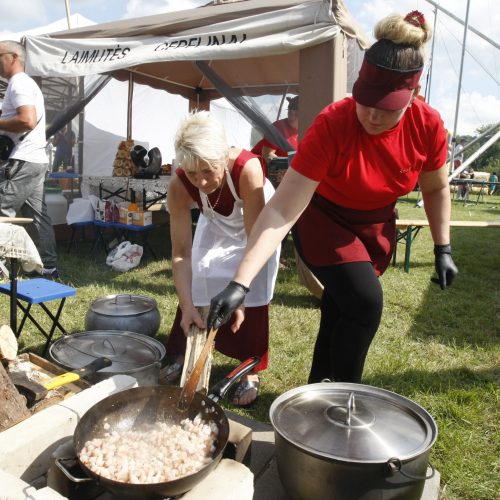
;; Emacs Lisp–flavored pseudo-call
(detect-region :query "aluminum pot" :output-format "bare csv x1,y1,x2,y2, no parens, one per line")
270,383,438,500
85,294,161,337
49,330,166,386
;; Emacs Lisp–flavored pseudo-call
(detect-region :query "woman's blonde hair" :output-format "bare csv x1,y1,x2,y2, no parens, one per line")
366,12,432,72
174,110,229,173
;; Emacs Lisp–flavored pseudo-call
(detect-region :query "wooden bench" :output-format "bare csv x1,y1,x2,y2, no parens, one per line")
394,219,500,272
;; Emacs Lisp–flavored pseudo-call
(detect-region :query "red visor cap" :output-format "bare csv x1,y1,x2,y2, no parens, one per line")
353,58,423,111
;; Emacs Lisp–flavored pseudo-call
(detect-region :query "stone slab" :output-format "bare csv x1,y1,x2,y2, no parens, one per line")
183,459,253,500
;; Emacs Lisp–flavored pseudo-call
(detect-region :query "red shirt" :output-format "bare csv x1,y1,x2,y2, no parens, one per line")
292,97,448,210
253,118,298,157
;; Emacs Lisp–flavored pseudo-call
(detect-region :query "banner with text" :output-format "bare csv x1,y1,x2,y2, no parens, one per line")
25,1,339,77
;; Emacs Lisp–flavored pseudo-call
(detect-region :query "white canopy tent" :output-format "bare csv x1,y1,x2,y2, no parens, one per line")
23,0,368,145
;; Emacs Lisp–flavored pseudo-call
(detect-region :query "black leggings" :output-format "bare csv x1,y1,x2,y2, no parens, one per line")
307,261,383,383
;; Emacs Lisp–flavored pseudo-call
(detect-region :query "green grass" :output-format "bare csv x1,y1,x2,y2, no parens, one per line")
1,193,498,499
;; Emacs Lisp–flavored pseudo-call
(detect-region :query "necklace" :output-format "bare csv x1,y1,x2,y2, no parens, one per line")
206,171,226,216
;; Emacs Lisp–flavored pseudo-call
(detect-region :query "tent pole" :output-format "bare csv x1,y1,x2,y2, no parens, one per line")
127,73,134,140
78,76,84,175
64,0,72,29
449,0,471,174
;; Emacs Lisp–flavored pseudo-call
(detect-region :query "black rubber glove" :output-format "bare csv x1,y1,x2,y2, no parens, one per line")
206,281,250,331
431,244,458,290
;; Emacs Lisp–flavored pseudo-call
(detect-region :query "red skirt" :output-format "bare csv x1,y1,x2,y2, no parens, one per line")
293,193,396,276
165,305,269,372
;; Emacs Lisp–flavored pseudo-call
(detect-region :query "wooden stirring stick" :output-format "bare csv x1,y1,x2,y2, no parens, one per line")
177,327,218,411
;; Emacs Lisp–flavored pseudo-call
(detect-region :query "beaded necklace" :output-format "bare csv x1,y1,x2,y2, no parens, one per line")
206,170,226,217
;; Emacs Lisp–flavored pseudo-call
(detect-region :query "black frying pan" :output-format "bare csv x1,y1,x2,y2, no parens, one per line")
59,357,259,498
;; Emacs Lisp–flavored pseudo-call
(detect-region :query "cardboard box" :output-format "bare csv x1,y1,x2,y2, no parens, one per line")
118,206,135,225
95,199,118,222
132,210,152,226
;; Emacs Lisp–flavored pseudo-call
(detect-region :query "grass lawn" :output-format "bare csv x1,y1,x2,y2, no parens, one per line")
1,192,498,499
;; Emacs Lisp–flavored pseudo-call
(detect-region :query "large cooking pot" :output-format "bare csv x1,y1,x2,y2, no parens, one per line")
56,357,259,498
85,294,161,337
49,330,166,386
270,383,438,500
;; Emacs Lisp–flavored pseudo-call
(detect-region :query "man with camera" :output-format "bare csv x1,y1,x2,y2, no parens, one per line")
0,40,58,278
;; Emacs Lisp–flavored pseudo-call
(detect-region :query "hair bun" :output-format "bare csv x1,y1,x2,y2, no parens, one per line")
404,10,426,28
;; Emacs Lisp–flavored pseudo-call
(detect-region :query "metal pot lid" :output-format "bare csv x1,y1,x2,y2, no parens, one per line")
270,382,437,463
49,330,166,373
89,294,157,317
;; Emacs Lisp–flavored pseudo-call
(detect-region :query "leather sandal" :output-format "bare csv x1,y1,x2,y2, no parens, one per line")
232,377,260,407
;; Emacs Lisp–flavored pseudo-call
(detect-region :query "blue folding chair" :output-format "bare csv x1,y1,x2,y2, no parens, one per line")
0,278,76,355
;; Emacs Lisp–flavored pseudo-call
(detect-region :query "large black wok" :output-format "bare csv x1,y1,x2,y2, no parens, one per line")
58,357,259,498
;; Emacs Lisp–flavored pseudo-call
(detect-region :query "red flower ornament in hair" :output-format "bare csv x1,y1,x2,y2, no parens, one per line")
404,10,425,28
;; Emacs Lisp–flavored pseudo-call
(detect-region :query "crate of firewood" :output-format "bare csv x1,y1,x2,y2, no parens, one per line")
0,325,91,431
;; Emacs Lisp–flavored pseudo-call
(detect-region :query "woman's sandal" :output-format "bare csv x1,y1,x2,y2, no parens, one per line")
163,360,184,382
232,378,260,407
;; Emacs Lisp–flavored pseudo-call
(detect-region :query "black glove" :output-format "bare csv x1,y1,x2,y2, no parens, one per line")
431,244,458,290
206,281,250,331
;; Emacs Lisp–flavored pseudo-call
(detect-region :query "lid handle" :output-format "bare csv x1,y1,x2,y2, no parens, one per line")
346,391,355,425
113,294,134,305
102,338,117,354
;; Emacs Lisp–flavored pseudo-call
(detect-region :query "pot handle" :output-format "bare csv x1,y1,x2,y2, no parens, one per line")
385,457,436,480
208,356,260,402
55,458,93,483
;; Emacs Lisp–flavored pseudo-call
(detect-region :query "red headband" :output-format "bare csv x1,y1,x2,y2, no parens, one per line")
352,58,423,110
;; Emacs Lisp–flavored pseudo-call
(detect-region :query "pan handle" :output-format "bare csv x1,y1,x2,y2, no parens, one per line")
55,458,93,483
208,356,260,403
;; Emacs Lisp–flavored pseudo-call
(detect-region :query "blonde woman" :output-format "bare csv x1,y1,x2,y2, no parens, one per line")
164,111,280,406
207,11,458,384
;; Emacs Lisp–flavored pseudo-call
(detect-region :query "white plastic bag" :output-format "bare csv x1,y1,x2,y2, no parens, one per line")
106,241,143,272
66,197,95,224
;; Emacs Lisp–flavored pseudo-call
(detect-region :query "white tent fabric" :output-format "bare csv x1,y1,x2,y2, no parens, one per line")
83,81,252,176
25,2,338,78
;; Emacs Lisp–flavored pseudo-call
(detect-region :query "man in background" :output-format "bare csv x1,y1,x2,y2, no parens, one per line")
251,96,299,164
51,124,76,172
0,40,58,278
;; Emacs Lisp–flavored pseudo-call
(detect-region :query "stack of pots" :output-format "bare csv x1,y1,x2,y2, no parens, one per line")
49,294,165,386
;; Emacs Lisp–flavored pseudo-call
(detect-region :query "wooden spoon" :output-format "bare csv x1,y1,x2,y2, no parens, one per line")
177,328,218,411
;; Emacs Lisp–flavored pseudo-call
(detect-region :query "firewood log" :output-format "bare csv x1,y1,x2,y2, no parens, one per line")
0,324,18,361
0,361,31,431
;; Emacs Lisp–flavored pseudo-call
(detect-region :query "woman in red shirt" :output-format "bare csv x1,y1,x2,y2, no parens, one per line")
205,11,458,384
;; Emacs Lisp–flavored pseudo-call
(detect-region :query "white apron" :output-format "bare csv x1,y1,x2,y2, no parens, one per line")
191,172,280,307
